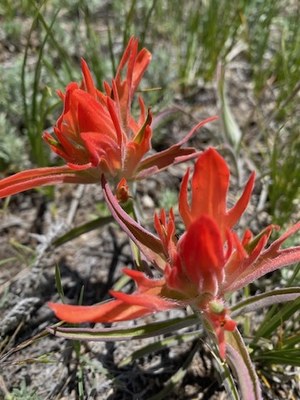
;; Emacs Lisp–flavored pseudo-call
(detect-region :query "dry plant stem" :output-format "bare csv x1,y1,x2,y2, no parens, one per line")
66,184,86,226
0,374,10,397
0,325,59,364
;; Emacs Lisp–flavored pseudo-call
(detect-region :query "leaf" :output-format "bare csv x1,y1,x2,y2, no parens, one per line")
52,215,114,247
231,287,300,317
253,348,300,367
0,166,94,198
218,64,242,151
251,295,300,344
137,116,218,179
47,314,197,341
226,329,262,400
199,312,239,399
225,221,300,292
101,174,166,270
54,264,64,302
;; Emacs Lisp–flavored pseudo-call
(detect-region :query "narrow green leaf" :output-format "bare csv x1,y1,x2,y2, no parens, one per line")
31,9,59,124
231,287,300,317
213,353,240,400
21,1,43,136
286,262,300,286
123,0,137,48
218,64,242,151
112,274,131,291
253,348,300,367
0,322,63,364
54,264,64,302
52,216,114,247
35,7,74,80
251,296,300,344
47,315,198,341
78,286,84,306
0,257,16,267
140,0,158,46
106,21,116,76
279,333,300,348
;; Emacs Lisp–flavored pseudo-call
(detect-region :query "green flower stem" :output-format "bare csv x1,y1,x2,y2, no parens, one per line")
193,307,240,400
124,181,150,272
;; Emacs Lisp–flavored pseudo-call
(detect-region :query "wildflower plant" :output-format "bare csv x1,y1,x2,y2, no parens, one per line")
0,37,215,199
1,37,300,399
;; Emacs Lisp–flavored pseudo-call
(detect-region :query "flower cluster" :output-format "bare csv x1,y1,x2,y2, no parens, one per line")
49,148,300,359
0,37,215,199
1,38,300,364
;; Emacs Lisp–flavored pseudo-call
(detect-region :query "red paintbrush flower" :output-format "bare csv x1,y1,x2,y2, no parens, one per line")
49,148,300,358
0,37,216,199
179,147,255,239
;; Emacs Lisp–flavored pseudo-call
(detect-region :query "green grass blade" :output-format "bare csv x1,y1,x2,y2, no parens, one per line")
251,296,300,345
253,348,300,367
54,264,65,302
52,215,114,247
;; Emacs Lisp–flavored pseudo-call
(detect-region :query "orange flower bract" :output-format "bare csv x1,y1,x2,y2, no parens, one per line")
50,148,300,358
0,37,216,199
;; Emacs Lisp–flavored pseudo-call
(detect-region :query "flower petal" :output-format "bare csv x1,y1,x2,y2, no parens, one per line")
0,166,94,198
123,267,165,290
178,215,225,296
80,58,97,97
110,291,177,312
190,148,230,231
226,172,255,229
178,168,192,226
225,222,300,292
48,300,152,324
137,116,217,178
179,147,254,242
113,37,152,132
